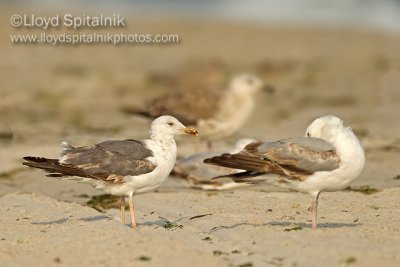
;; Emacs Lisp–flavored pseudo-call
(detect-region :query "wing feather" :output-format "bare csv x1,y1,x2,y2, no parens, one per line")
61,139,156,182
204,137,340,181
23,139,157,183
122,90,223,125
248,137,340,174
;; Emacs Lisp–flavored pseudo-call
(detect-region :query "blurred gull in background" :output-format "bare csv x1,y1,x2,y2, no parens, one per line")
172,138,257,190
124,73,273,149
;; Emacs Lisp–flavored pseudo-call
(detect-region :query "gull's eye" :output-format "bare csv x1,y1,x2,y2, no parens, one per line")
306,132,310,137
167,122,174,126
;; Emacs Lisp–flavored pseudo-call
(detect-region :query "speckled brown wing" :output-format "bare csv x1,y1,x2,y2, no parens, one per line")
125,89,223,125
248,137,340,177
23,140,157,184
204,151,285,176
60,139,156,183
204,137,340,181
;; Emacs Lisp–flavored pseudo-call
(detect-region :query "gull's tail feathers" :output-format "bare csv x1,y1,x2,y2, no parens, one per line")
203,153,281,173
22,156,87,178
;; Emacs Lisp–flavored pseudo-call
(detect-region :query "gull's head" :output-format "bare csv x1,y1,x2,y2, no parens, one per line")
150,115,199,137
305,115,344,141
231,138,258,154
229,74,266,95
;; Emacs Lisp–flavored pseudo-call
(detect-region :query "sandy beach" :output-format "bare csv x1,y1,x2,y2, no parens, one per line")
1,8,400,267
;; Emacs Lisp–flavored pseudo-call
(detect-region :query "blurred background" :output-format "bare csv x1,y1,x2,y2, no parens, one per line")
1,0,399,197
1,3,399,266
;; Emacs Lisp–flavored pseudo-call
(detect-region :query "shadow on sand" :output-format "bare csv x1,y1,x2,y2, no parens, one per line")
32,215,109,225
208,221,361,232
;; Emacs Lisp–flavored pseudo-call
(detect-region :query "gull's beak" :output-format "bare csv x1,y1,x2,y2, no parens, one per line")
262,84,275,94
181,127,199,136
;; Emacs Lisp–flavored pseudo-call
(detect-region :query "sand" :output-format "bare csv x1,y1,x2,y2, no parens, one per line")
1,189,399,267
1,9,400,267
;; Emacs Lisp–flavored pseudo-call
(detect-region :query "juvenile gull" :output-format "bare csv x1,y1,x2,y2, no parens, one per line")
172,138,257,190
22,115,198,228
123,74,273,148
204,115,365,229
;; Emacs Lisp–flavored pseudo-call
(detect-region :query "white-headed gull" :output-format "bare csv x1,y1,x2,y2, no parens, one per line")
204,115,365,229
23,115,198,228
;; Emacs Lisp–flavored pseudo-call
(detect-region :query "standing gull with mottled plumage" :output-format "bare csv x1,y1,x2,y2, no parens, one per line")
123,74,273,149
22,116,198,228
204,115,365,229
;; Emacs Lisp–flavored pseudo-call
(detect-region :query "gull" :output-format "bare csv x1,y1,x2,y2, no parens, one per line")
204,115,365,229
122,74,273,148
172,138,257,190
146,60,226,92
22,115,198,228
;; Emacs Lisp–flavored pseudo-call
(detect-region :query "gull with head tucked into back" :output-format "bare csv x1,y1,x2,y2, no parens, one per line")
22,115,198,229
204,115,365,229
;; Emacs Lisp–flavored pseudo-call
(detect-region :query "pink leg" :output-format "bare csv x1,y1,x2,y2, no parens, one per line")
128,195,137,229
120,196,125,224
194,138,202,152
207,140,213,151
311,192,320,229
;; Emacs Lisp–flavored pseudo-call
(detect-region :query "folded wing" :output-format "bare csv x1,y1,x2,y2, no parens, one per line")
121,90,223,125
23,139,156,183
204,137,340,181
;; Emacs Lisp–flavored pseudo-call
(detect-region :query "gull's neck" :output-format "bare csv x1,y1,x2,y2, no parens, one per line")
330,127,365,175
150,133,176,146
330,128,361,154
216,90,255,122
144,133,178,184
147,133,178,164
